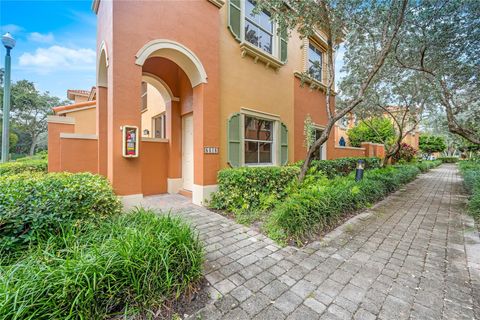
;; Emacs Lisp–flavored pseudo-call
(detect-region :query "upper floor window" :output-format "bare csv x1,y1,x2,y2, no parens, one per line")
245,0,273,54
308,42,323,82
228,0,288,65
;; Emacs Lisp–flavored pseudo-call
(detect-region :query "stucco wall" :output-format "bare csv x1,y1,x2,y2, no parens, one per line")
60,137,98,173
67,108,97,134
141,83,166,138
141,140,169,195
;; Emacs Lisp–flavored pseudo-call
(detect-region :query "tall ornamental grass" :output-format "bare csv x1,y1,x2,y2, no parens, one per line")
0,209,204,319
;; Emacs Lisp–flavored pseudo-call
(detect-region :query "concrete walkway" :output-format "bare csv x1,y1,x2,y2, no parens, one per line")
136,164,479,319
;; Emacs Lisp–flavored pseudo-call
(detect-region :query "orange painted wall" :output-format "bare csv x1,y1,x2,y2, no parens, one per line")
48,121,74,172
60,138,98,173
101,0,220,191
331,146,366,159
140,140,169,195
293,77,332,161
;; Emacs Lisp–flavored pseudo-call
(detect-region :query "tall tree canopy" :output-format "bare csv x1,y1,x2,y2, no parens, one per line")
258,0,409,180
394,0,480,144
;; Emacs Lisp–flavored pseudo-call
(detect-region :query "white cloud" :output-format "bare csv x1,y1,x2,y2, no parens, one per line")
0,24,24,34
18,45,95,74
28,32,55,43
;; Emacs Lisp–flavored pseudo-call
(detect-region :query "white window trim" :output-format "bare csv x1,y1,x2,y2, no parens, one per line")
239,108,281,167
237,0,284,69
241,0,278,58
152,112,166,139
310,123,327,160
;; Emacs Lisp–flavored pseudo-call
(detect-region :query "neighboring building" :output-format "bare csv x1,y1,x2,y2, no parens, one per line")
334,109,420,150
47,0,382,205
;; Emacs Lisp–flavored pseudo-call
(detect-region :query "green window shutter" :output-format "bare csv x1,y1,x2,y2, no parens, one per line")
280,122,288,165
280,29,288,63
228,113,242,167
228,0,241,42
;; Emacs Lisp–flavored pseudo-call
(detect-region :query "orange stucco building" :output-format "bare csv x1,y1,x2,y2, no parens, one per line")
48,0,369,205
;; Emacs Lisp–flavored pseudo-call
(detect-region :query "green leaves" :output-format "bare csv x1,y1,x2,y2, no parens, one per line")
459,160,480,220
419,134,447,155
0,172,121,252
268,164,426,244
0,209,203,319
346,117,396,147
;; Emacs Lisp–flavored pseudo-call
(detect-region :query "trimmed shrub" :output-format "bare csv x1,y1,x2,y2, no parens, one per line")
438,157,459,163
0,172,122,252
459,160,480,219
0,158,47,176
209,166,300,213
0,209,204,319
392,143,417,163
267,165,421,244
415,160,442,173
297,157,381,179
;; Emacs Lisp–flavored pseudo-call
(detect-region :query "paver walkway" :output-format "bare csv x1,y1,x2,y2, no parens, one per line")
134,165,479,319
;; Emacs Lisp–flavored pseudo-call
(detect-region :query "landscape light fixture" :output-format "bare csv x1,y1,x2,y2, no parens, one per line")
355,159,365,182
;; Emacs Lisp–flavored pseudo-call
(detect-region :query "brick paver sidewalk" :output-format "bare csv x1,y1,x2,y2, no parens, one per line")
138,164,479,319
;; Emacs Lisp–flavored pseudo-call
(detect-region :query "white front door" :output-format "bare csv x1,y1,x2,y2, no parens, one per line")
182,114,194,191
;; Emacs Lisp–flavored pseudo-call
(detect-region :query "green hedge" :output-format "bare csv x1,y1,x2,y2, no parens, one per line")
459,160,480,219
0,158,47,176
209,166,300,214
0,209,204,319
266,165,421,244
296,157,381,179
414,160,442,172
438,157,459,163
0,172,122,252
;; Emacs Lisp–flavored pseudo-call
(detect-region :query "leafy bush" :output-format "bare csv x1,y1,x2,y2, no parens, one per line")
0,158,47,176
392,143,417,163
459,160,480,219
0,209,204,319
306,157,381,178
347,117,395,147
419,134,446,154
0,172,121,252
438,157,459,163
415,160,442,172
209,166,300,213
267,165,421,244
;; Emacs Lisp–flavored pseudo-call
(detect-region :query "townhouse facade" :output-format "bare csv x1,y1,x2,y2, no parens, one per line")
48,0,356,205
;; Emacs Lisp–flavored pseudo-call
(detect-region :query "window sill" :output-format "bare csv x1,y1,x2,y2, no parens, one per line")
240,42,284,71
294,72,337,95
207,0,224,8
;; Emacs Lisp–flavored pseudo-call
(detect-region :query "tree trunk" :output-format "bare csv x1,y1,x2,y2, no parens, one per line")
299,124,332,182
29,135,37,156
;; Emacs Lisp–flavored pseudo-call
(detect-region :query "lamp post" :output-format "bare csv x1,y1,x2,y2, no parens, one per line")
1,32,15,163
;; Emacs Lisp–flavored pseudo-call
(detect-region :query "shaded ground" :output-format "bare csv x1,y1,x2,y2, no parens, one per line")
131,164,479,319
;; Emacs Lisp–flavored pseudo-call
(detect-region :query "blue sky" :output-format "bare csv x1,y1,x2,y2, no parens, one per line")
1,0,96,100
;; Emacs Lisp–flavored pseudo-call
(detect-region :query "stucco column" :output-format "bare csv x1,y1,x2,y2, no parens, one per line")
166,99,183,194
96,86,108,176
107,64,143,196
192,83,220,205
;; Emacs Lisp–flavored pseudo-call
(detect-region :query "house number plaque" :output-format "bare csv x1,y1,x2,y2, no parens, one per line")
204,147,219,154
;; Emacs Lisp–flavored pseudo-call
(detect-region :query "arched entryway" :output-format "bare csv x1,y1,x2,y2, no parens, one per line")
134,40,209,203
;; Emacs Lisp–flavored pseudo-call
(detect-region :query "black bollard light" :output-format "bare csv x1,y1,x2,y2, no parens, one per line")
355,159,365,182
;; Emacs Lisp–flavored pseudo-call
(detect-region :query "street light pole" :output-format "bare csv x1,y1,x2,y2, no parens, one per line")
1,33,15,163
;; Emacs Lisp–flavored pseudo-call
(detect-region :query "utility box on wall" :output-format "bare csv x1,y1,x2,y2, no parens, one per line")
122,125,139,158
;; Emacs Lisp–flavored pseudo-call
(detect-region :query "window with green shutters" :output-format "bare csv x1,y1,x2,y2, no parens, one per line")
227,112,288,167
227,113,242,167
280,122,288,165
228,0,288,63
